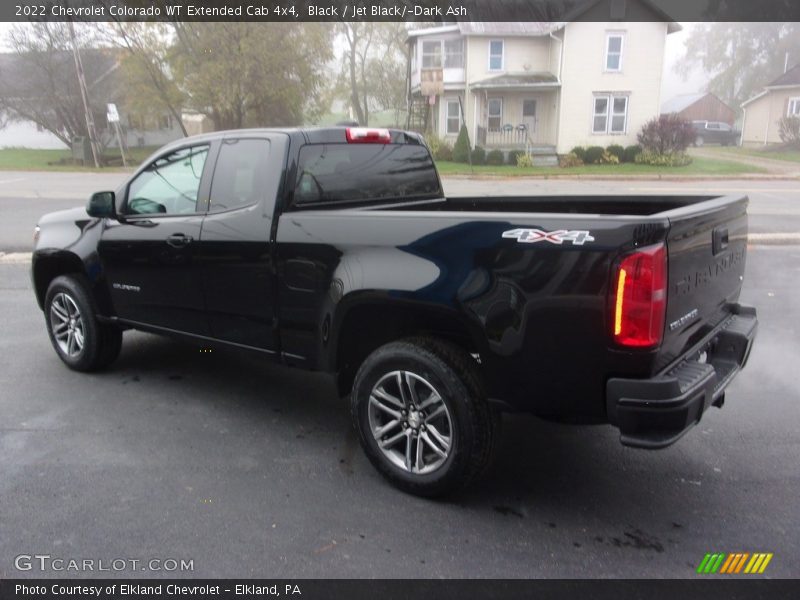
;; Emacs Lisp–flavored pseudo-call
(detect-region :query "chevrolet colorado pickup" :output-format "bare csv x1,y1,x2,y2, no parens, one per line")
32,127,757,496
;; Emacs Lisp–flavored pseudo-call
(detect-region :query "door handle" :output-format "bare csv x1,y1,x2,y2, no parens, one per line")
166,233,193,248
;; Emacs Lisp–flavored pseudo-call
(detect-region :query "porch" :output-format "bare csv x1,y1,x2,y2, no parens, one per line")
470,83,560,151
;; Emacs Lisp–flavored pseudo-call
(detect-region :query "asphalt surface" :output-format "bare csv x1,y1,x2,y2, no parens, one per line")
0,172,798,578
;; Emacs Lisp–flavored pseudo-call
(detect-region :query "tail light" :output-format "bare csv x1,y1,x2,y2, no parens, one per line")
346,127,391,144
612,243,667,348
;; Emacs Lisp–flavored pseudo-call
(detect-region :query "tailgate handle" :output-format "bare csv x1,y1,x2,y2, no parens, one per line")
713,227,729,255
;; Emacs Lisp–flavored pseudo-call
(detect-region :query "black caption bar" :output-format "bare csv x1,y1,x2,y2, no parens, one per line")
1,580,799,600
3,0,800,22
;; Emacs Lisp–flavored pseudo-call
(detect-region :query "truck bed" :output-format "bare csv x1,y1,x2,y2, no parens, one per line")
377,195,717,216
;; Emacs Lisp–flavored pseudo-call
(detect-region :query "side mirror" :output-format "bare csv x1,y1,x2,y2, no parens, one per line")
86,191,116,218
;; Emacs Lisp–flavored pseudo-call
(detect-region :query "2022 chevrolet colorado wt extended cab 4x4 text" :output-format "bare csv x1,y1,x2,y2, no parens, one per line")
32,127,757,496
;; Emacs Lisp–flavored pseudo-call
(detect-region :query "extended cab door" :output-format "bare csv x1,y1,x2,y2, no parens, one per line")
198,134,288,352
98,142,214,335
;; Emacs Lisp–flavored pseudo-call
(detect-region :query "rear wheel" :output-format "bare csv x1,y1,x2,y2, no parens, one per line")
44,275,122,371
351,337,499,497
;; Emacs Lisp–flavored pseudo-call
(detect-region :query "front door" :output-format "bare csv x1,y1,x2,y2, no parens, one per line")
98,143,213,335
522,99,538,143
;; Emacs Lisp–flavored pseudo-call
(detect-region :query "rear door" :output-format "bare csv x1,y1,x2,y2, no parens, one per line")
198,133,289,351
656,195,749,370
99,143,214,334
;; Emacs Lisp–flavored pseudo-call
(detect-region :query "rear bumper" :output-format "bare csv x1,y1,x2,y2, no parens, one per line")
606,305,757,449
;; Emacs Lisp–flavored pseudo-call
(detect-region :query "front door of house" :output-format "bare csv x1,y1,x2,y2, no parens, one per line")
522,99,538,143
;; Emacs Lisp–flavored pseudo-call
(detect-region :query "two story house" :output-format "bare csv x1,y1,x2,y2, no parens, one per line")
406,1,680,162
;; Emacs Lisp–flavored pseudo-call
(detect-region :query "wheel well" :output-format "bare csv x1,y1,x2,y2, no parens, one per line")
333,303,478,397
33,253,85,309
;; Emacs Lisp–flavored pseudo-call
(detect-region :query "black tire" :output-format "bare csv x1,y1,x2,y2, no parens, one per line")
351,337,499,497
44,274,122,372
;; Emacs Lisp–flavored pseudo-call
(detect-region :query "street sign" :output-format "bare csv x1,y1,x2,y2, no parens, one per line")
106,103,120,123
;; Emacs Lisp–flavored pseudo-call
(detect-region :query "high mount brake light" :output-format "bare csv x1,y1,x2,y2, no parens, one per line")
346,127,391,143
612,243,667,348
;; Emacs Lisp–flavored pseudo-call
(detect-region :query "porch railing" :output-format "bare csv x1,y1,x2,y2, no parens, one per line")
477,124,532,148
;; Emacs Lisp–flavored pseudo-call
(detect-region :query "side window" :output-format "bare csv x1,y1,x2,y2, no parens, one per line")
126,145,209,215
422,40,442,69
605,33,624,72
446,100,461,135
209,138,271,212
444,39,464,68
489,40,504,71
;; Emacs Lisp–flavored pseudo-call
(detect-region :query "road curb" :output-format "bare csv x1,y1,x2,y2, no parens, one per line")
0,252,32,264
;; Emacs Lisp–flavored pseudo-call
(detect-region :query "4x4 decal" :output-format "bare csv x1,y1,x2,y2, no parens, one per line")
502,228,595,246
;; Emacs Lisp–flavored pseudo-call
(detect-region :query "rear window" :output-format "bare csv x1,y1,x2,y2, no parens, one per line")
294,143,441,206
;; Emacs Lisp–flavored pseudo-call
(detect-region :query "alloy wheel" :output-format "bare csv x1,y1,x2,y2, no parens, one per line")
367,370,454,475
50,292,85,357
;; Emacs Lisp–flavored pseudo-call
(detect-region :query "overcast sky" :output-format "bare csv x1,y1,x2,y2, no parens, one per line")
661,23,708,102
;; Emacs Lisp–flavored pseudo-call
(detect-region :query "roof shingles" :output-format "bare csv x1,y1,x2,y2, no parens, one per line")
767,65,800,87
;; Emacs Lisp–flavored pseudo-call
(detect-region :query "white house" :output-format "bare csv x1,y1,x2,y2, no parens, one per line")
406,0,680,161
740,65,800,146
0,50,184,151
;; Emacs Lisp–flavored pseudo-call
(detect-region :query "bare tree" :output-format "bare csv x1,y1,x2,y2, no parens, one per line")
339,23,408,126
0,23,105,146
96,21,188,137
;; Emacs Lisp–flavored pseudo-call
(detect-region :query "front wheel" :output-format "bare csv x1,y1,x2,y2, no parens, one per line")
351,337,499,497
44,275,122,371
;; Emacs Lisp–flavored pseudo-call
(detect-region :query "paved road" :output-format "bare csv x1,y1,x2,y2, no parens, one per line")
1,246,797,578
1,172,799,251
0,170,798,578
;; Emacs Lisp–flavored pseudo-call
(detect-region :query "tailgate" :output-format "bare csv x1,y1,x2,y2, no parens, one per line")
657,195,749,371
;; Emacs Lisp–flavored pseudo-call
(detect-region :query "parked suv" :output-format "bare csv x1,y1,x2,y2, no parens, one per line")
692,121,740,146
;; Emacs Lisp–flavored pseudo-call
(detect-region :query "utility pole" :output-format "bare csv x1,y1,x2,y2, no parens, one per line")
68,20,101,168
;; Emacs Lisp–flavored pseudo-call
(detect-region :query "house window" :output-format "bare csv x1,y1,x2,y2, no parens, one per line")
446,100,461,135
421,40,442,69
489,40,504,71
444,39,464,69
593,94,629,134
605,33,624,72
788,97,800,116
487,98,503,130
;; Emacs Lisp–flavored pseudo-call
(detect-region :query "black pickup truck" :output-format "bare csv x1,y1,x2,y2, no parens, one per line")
32,127,757,496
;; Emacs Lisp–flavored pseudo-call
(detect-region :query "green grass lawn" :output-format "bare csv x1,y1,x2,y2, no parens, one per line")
434,156,768,177
698,145,800,164
0,146,157,171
